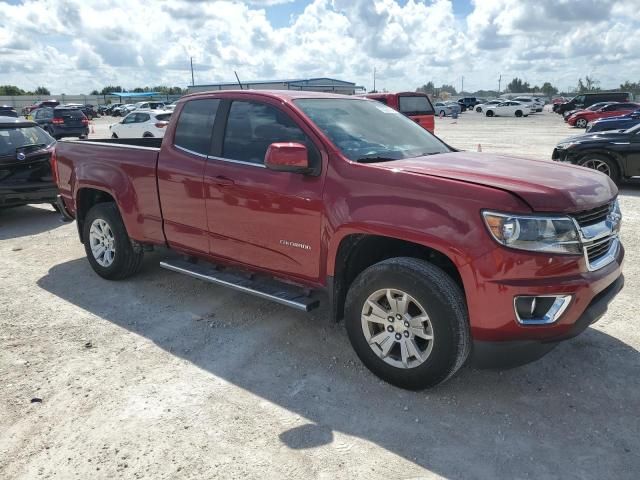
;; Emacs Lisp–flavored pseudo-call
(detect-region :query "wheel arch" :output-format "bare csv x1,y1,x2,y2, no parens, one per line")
75,187,117,242
575,149,625,176
328,233,465,322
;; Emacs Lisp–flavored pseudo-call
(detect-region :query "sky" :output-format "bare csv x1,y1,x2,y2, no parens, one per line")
0,0,638,94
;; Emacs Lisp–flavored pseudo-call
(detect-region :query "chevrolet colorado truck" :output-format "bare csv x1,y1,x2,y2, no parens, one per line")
53,90,624,390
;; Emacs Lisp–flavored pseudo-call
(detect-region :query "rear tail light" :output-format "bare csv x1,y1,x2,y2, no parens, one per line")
50,148,59,185
52,117,64,125
155,121,169,128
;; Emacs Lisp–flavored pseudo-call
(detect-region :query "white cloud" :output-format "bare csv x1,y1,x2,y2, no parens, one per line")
0,0,638,94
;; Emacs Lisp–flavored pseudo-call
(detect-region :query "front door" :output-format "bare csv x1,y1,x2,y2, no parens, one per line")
204,99,325,282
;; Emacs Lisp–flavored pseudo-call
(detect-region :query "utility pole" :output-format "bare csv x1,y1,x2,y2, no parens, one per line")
190,57,195,86
373,67,376,92
461,76,464,94
498,74,502,94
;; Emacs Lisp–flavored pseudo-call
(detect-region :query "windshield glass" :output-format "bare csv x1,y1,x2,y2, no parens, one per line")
624,123,640,134
398,95,434,115
294,98,450,162
0,126,54,156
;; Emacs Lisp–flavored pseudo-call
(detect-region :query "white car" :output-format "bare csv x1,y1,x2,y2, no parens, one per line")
475,100,502,113
512,97,543,113
484,101,530,117
133,101,166,110
164,101,178,112
110,110,172,138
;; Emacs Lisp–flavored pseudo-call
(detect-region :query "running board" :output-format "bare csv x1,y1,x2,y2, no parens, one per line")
159,259,319,312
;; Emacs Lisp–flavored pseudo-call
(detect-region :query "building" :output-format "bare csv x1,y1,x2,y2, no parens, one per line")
187,77,364,95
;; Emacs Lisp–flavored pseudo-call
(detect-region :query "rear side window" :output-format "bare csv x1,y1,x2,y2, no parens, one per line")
222,101,311,165
136,113,150,122
156,113,172,122
174,99,220,155
398,96,434,115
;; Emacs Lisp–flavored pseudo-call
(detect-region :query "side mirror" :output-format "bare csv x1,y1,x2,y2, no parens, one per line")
264,142,310,173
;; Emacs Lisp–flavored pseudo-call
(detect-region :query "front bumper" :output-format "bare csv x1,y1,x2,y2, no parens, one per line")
0,183,58,207
471,273,624,368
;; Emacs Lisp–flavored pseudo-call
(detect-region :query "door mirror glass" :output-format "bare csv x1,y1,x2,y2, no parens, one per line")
264,143,310,173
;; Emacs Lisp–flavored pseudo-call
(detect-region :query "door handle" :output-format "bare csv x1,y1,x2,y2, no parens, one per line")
211,175,235,187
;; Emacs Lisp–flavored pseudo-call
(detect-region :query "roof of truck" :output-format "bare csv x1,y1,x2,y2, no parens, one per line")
181,89,362,102
0,116,36,128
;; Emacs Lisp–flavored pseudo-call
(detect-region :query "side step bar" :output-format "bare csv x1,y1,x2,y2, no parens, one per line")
160,259,320,312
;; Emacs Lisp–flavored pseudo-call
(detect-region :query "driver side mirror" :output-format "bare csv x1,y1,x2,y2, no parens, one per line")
265,143,310,173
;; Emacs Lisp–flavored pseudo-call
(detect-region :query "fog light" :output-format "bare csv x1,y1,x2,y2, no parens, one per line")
514,295,572,325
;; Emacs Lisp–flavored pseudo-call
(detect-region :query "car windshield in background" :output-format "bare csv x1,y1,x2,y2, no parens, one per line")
398,96,434,115
624,123,640,134
0,126,54,157
294,98,449,162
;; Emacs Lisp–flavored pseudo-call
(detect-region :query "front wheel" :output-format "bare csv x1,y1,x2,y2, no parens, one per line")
83,203,143,280
439,110,446,117
485,110,494,117
578,155,621,184
111,133,118,139
576,118,588,128
476,107,482,112
344,257,470,390
515,110,523,117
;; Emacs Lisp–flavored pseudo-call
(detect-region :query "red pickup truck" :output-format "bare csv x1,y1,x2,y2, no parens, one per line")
53,90,624,390
363,92,435,133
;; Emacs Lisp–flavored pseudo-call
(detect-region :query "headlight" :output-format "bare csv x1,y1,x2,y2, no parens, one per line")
482,211,581,254
556,141,580,149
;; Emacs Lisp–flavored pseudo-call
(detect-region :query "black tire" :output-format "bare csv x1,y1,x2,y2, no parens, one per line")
51,202,61,213
578,155,621,184
476,107,482,112
143,132,154,138
515,110,523,117
439,110,446,117
83,203,143,280
344,257,470,390
111,133,118,139
486,110,494,117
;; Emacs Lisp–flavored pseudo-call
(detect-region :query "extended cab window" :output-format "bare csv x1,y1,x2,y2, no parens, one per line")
398,96,434,115
222,101,311,165
174,99,220,155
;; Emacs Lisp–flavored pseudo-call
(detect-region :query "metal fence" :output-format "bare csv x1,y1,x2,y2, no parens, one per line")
0,94,183,110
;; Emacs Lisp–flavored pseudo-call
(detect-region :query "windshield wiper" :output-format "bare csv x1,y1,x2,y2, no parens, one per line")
355,156,400,163
16,143,48,153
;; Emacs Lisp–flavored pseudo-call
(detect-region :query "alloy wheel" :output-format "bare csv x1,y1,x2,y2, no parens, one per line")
89,218,116,267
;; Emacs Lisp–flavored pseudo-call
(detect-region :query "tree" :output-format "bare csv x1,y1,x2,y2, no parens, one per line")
577,76,600,93
34,86,50,95
90,90,100,95
0,85,26,95
506,77,531,93
619,81,640,95
416,81,435,95
100,85,123,95
540,82,558,97
439,84,457,95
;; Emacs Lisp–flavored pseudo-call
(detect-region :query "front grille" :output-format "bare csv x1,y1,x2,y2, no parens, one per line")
572,202,613,227
586,237,614,263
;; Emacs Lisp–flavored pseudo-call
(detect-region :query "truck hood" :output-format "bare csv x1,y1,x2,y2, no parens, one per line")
375,152,616,213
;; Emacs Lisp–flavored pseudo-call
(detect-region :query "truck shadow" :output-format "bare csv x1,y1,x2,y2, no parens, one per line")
37,255,640,478
0,204,65,240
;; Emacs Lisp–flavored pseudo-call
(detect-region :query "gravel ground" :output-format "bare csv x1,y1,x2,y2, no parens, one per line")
1,110,639,479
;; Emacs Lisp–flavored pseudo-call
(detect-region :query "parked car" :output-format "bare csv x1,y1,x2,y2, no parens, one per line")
363,92,435,132
563,102,613,121
552,123,640,184
164,101,179,112
110,110,172,138
475,100,502,113
484,101,530,117
32,106,89,139
22,99,60,116
53,90,623,390
0,116,58,209
457,97,478,112
586,110,640,133
512,97,544,113
133,101,166,110
433,101,459,116
0,105,18,118
62,103,99,120
105,103,123,115
567,103,640,128
555,92,632,115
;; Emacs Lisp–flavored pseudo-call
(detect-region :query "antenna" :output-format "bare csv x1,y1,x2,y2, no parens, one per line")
190,57,195,86
234,71,243,90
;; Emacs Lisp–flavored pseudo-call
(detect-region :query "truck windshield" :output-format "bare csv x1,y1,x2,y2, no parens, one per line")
294,98,449,162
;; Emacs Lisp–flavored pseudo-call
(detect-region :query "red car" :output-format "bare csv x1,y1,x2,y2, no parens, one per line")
568,102,640,128
362,92,435,133
53,90,624,389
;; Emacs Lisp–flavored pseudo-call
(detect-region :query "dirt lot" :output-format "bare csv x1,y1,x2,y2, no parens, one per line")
1,110,639,479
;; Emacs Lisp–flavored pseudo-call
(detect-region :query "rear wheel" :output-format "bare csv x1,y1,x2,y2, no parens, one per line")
578,155,621,184
476,107,482,112
486,110,494,117
111,133,118,139
515,110,523,117
344,257,470,390
143,132,154,138
576,118,588,128
83,203,143,280
439,110,446,117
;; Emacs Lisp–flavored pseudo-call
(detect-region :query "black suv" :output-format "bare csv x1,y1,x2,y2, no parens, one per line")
555,92,632,115
457,97,478,112
32,107,89,140
0,117,58,209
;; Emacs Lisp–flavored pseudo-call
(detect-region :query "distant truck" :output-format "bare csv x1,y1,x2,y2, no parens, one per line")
53,90,624,390
555,92,632,115
362,92,435,133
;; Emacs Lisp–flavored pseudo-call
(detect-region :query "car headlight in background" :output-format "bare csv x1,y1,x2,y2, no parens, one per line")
482,211,581,254
556,141,580,150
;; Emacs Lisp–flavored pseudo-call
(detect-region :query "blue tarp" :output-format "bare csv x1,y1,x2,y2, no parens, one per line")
106,92,160,97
